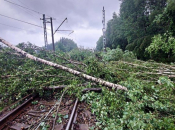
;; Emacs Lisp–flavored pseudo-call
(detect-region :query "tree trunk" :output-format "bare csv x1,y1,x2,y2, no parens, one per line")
0,37,127,91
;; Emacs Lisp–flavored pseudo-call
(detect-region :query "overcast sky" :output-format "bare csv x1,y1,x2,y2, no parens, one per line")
0,0,121,49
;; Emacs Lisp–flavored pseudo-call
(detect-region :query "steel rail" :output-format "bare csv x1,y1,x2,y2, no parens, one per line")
0,94,36,129
0,93,33,114
65,88,102,129
66,98,79,130
0,88,102,129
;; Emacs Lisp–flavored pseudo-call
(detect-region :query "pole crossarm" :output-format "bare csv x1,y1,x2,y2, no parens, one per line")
54,18,67,35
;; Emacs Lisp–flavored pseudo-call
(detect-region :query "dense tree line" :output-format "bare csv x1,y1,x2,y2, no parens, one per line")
47,37,78,52
96,0,175,62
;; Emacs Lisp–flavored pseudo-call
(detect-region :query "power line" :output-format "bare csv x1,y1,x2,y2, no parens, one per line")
4,0,53,18
4,0,70,26
56,30,73,31
17,0,40,19
0,14,72,35
0,13,46,29
0,21,70,37
0,22,45,37
68,31,74,36
4,0,41,14
0,22,28,31
14,4,40,20
18,0,30,9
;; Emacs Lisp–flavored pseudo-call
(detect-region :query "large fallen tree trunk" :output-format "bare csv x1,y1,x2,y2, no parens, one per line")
0,37,127,91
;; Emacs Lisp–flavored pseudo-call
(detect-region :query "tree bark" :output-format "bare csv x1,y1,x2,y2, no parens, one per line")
0,37,127,91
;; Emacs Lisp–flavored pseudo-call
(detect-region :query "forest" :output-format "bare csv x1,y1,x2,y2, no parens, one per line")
0,0,175,129
96,0,175,62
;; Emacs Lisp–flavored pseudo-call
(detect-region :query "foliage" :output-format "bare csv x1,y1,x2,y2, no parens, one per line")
47,37,78,52
1,42,175,129
1,1,175,130
81,77,175,130
96,0,175,62
0,43,84,107
102,47,123,61
146,32,175,62
101,47,136,62
69,48,94,61
147,33,175,54
96,36,103,51
126,36,152,60
154,0,175,35
123,50,136,62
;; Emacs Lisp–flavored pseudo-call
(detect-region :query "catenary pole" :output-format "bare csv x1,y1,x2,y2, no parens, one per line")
102,6,106,52
50,17,55,51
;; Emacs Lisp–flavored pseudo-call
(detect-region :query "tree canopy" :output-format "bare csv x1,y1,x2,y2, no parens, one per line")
47,37,78,52
96,0,175,62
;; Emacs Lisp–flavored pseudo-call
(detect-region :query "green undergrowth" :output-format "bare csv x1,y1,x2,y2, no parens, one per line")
76,77,175,130
0,44,175,129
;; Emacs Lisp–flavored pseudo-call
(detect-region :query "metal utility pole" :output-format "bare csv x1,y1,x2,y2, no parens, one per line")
41,14,55,51
41,16,73,51
102,6,106,52
50,17,55,51
41,14,48,49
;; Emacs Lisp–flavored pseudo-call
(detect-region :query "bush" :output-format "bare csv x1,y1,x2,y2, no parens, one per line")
102,47,136,61
69,48,94,61
123,50,136,61
102,47,123,61
146,32,175,62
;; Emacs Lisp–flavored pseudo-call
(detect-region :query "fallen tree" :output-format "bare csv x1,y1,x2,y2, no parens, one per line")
0,37,127,91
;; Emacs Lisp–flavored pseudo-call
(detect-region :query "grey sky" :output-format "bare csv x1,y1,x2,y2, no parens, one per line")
0,0,121,48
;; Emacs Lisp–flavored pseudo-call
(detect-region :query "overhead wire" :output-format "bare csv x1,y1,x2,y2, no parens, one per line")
0,22,29,31
4,0,74,33
0,15,70,36
17,0,39,17
3,0,75,42
4,0,54,18
18,0,32,10
14,4,40,20
56,30,73,31
0,22,46,37
16,0,43,27
4,0,68,30
14,0,45,27
0,13,50,29
61,19,74,36
17,0,43,19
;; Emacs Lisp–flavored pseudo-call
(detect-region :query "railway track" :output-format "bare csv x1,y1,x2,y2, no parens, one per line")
0,88,101,130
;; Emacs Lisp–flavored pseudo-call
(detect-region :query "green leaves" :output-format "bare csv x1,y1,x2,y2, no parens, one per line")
101,47,136,62
81,76,175,129
1,41,175,129
158,76,174,88
47,37,78,52
95,0,175,62
63,114,68,119
146,33,175,56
